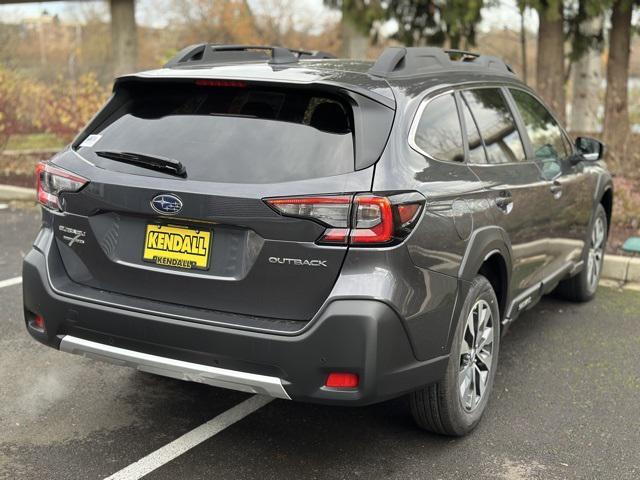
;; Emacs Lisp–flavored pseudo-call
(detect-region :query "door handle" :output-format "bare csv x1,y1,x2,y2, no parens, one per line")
495,191,513,213
550,180,562,199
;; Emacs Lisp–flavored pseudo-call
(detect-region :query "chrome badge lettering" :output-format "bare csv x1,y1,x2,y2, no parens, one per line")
59,225,86,247
269,257,328,267
518,296,533,311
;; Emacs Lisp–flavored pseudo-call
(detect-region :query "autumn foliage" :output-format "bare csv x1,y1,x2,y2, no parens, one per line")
0,66,110,145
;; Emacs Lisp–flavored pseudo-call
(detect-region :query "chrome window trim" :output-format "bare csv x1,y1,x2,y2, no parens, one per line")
457,86,528,166
407,89,458,162
408,82,540,167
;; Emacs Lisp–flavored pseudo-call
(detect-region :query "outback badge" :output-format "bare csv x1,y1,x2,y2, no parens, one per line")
151,194,183,215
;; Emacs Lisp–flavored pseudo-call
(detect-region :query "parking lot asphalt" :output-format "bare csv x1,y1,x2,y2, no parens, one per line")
1,204,639,480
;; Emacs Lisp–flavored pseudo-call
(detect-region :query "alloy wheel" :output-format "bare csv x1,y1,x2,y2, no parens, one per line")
587,216,605,292
458,299,494,412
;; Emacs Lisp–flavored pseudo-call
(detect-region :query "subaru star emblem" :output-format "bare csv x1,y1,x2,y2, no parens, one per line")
151,194,183,215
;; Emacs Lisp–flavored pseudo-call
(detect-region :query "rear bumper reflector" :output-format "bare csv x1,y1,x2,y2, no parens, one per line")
59,335,291,400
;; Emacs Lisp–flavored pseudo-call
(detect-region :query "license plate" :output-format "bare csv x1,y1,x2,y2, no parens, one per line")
143,224,211,270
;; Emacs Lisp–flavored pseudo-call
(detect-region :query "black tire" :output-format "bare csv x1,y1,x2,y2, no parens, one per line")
555,204,607,303
409,275,500,436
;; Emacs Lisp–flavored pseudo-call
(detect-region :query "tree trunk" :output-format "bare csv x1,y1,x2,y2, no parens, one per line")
110,0,138,77
536,3,566,123
603,0,633,167
571,16,603,133
340,17,368,59
520,6,528,84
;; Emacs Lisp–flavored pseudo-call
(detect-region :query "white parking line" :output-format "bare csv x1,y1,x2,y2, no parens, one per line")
0,276,22,289
105,395,274,480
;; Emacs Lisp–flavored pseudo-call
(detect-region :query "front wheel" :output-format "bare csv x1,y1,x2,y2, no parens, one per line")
409,275,500,436
555,204,607,302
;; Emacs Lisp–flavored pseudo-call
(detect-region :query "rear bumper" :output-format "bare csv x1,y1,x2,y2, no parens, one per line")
59,335,291,399
22,239,449,406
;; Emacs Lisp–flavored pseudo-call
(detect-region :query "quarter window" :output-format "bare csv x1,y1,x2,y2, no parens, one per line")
461,88,525,164
413,94,465,163
510,89,569,179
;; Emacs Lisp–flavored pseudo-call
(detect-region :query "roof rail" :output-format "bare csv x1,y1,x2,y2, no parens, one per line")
443,49,480,60
369,46,515,78
164,44,335,68
290,49,336,60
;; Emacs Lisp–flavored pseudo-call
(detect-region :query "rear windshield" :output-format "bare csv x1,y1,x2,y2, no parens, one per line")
76,82,355,183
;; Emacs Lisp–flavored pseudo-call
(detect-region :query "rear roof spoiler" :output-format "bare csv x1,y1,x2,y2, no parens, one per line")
164,44,336,68
369,46,515,79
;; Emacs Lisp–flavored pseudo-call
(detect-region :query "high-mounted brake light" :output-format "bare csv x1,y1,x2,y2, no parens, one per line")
36,162,88,211
195,79,247,88
265,193,424,247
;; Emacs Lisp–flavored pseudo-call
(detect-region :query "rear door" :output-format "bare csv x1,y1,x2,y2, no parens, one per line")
460,87,552,297
51,79,394,322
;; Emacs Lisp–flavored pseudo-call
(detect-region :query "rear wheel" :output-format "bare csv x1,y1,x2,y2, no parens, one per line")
556,204,607,302
409,275,500,436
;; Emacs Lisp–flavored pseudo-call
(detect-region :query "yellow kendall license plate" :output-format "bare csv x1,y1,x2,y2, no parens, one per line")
143,224,212,270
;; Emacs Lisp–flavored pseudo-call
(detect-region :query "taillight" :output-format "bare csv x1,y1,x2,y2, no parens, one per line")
350,195,394,244
265,192,424,246
266,195,352,244
36,162,88,211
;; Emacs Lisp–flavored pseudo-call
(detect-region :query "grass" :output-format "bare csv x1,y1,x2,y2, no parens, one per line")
3,133,66,151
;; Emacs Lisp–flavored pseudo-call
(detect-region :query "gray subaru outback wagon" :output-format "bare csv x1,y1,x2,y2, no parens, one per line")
23,45,613,436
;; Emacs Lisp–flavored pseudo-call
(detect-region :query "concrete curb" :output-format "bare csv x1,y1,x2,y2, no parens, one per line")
0,184,36,202
0,180,638,283
602,255,629,281
625,282,640,292
621,256,640,283
602,254,640,283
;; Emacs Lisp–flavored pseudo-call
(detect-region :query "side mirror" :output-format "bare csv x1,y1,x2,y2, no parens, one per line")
575,136,605,162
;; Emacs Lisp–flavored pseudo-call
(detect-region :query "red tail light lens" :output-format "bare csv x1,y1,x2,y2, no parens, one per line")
36,162,88,211
325,372,359,388
321,228,350,243
266,195,352,244
350,195,394,244
396,203,421,226
267,196,352,226
265,192,424,246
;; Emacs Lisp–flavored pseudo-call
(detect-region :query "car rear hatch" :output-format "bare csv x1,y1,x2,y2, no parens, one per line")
46,77,394,324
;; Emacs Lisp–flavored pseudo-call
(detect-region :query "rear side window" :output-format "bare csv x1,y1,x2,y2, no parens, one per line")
461,88,525,164
460,97,487,164
76,82,354,184
412,94,464,163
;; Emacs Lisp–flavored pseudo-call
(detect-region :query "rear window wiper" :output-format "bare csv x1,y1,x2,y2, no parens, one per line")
95,151,187,178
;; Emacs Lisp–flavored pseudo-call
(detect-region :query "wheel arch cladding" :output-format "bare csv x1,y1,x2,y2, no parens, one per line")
458,227,513,283
600,187,613,234
478,253,509,322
